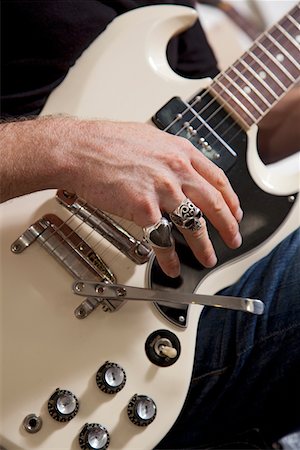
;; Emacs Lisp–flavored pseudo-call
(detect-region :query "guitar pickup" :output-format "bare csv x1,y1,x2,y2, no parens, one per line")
11,214,123,317
56,190,152,264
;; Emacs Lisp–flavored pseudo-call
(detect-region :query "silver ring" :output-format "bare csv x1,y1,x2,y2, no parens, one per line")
169,198,202,231
143,217,174,249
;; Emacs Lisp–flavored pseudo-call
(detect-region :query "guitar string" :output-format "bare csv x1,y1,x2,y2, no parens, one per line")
33,8,299,286
58,13,300,285
173,15,299,153
183,7,299,134
37,9,299,277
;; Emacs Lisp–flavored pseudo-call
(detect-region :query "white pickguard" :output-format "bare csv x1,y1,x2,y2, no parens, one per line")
0,5,299,450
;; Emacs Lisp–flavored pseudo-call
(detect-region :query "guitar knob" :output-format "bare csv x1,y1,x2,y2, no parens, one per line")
96,361,126,394
79,423,110,450
127,394,157,426
48,388,79,422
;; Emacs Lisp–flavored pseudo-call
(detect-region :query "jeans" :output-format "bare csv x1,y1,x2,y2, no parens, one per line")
157,228,300,449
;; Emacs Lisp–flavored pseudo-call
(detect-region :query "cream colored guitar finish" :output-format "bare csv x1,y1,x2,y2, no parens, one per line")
0,5,299,450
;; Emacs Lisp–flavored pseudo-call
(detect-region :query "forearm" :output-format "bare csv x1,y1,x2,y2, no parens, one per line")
0,116,73,203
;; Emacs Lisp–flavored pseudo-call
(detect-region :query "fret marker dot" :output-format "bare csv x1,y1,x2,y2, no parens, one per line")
276,53,284,62
243,86,251,95
296,35,300,43
259,71,266,80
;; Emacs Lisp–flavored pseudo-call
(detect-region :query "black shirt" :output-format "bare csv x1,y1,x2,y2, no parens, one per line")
1,0,218,118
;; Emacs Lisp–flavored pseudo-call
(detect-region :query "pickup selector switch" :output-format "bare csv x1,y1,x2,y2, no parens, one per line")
79,423,110,450
96,361,126,394
48,388,79,422
127,394,157,426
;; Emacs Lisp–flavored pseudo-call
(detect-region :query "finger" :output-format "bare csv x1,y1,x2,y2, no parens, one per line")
178,216,217,268
183,175,242,249
153,245,181,278
191,152,243,222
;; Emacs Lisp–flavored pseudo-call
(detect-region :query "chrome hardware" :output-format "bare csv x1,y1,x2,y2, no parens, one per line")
48,388,79,422
56,190,152,264
96,361,126,394
79,423,110,450
127,394,157,426
22,414,43,433
72,281,265,315
11,214,125,316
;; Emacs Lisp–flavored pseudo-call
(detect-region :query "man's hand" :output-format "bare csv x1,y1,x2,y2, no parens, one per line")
1,117,242,278
258,86,300,164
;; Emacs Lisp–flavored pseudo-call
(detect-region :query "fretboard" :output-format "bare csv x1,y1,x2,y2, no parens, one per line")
210,2,300,129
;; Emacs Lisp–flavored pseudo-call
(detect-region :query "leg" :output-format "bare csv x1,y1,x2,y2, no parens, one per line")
158,229,300,449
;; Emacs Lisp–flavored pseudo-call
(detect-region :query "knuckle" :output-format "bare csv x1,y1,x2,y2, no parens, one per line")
210,191,224,213
226,219,239,237
169,153,190,174
134,196,158,225
215,168,228,191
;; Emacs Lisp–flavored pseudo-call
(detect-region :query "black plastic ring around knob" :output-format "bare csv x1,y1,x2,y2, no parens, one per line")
127,394,157,427
48,388,79,422
96,361,126,394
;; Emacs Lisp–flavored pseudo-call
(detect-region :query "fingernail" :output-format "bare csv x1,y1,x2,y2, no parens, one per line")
236,207,243,223
167,267,181,278
231,232,242,248
205,254,217,268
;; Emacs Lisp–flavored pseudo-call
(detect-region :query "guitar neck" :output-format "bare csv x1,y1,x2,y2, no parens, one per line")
209,2,300,129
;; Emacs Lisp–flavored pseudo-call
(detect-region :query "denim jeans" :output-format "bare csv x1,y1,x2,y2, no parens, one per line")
157,229,300,449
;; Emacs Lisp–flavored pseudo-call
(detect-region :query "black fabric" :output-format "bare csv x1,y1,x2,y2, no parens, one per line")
1,0,219,118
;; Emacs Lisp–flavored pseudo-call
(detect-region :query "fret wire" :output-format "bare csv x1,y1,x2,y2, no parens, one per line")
286,13,300,29
276,23,299,45
267,31,300,69
193,13,297,130
194,10,299,147
248,50,287,91
239,59,278,99
255,41,295,82
221,72,265,115
212,79,257,123
230,65,272,107
177,9,298,136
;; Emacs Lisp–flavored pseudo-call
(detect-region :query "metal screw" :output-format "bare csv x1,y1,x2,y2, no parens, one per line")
11,243,21,253
178,316,185,323
288,195,295,203
95,285,105,294
116,287,127,297
74,282,85,292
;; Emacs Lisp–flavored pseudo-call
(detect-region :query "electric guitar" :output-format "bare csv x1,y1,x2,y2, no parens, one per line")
0,4,299,450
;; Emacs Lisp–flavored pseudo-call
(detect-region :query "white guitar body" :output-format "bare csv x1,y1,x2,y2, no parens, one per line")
0,5,299,450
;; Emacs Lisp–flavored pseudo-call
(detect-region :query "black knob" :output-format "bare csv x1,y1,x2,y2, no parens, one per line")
48,388,79,422
79,423,110,450
96,361,126,394
127,394,157,426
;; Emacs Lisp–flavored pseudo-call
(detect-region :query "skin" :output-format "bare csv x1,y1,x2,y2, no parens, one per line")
0,117,242,277
1,87,298,278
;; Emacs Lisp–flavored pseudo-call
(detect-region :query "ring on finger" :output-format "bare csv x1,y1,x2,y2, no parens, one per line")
143,217,174,249
169,198,202,232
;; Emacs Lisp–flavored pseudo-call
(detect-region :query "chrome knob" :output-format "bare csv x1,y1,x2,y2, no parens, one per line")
127,394,157,426
79,423,110,450
96,361,126,394
48,388,79,422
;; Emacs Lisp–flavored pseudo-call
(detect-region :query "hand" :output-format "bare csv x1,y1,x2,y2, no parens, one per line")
63,119,243,277
258,86,300,164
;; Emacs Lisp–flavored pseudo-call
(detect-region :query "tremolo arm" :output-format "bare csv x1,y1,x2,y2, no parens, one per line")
73,281,265,315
